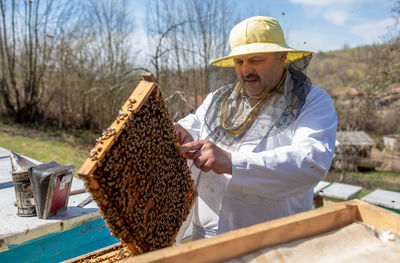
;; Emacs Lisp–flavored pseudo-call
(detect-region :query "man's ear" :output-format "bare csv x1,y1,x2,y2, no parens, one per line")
280,52,288,63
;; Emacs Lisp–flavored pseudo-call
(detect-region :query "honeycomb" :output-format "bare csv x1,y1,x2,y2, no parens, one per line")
78,73,197,255
72,244,132,263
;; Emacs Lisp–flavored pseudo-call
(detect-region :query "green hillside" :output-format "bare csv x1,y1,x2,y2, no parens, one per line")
308,47,369,93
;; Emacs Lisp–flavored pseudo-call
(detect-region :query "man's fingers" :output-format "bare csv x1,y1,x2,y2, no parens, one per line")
184,151,195,160
189,149,201,160
182,139,232,175
179,140,205,153
200,159,212,173
195,157,212,173
193,155,207,170
173,123,194,145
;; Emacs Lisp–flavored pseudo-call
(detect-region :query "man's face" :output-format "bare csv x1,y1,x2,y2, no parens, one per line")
234,53,286,100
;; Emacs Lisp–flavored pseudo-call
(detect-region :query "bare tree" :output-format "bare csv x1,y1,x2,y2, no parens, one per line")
91,0,139,127
0,0,76,123
183,0,235,106
145,0,187,90
145,0,238,120
42,0,138,130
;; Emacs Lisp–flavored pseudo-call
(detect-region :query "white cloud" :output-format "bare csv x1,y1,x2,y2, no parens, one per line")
290,0,364,6
290,0,335,6
323,10,350,25
288,30,342,52
350,17,395,43
290,0,384,27
291,0,351,25
287,16,396,52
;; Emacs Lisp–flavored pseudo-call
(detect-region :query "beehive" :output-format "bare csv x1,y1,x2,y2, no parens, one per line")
77,73,197,255
67,200,400,263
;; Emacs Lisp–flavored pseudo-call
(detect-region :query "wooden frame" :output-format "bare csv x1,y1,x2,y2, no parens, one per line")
78,73,157,178
77,72,158,254
67,199,400,262
76,72,197,255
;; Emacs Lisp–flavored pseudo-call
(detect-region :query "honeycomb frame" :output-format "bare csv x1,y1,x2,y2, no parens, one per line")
78,73,197,255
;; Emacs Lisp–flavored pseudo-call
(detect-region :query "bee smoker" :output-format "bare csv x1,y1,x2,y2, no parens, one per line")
10,152,37,217
29,161,74,219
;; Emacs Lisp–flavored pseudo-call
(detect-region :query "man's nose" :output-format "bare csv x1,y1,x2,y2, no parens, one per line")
241,60,255,75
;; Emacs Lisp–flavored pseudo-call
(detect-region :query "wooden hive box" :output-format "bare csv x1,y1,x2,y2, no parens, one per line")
77,73,197,256
67,199,400,262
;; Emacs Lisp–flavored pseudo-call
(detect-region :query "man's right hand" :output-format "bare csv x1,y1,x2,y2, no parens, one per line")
173,122,194,147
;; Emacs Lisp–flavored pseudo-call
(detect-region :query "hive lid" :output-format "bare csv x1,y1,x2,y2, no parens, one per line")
313,181,331,194
362,189,400,210
336,131,375,146
318,182,362,200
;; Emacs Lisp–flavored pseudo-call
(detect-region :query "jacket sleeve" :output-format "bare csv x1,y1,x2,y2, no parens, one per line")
231,87,337,200
177,93,213,140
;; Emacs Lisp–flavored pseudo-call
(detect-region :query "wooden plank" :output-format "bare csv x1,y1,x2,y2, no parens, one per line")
355,199,400,233
119,201,359,263
0,218,118,263
70,188,86,196
67,199,400,263
229,222,400,263
77,73,156,178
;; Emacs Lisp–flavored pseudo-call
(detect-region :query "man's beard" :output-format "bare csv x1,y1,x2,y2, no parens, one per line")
242,73,260,82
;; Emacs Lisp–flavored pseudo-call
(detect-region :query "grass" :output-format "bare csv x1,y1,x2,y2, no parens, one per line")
1,119,400,194
354,188,372,199
325,170,400,193
0,119,98,149
0,125,91,175
320,170,400,208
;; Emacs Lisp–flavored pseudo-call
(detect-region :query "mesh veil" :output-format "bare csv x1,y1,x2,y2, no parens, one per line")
204,55,313,151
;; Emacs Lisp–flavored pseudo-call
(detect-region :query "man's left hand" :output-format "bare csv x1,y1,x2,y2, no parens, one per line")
179,140,232,175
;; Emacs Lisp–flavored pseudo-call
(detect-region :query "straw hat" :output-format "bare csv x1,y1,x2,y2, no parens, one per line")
210,16,313,67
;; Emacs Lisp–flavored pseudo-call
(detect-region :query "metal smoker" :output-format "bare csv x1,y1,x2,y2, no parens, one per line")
30,161,74,219
10,152,37,217
10,152,75,219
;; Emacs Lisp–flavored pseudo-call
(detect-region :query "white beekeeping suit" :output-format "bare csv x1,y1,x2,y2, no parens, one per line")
175,16,337,241
177,68,337,239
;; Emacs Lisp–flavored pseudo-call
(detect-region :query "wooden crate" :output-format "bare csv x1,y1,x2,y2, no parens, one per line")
67,199,400,262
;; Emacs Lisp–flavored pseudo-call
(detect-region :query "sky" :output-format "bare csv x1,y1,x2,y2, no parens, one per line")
131,0,397,53
240,0,397,52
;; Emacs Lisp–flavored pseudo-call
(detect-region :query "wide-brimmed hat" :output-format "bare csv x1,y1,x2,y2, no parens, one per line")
210,16,313,67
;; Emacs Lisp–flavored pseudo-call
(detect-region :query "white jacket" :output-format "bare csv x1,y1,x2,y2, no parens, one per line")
178,82,337,234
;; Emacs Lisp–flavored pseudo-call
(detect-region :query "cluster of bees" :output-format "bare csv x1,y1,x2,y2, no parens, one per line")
74,244,132,263
80,81,197,255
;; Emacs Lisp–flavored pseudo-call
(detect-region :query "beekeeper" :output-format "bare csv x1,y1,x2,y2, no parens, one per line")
174,16,337,240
